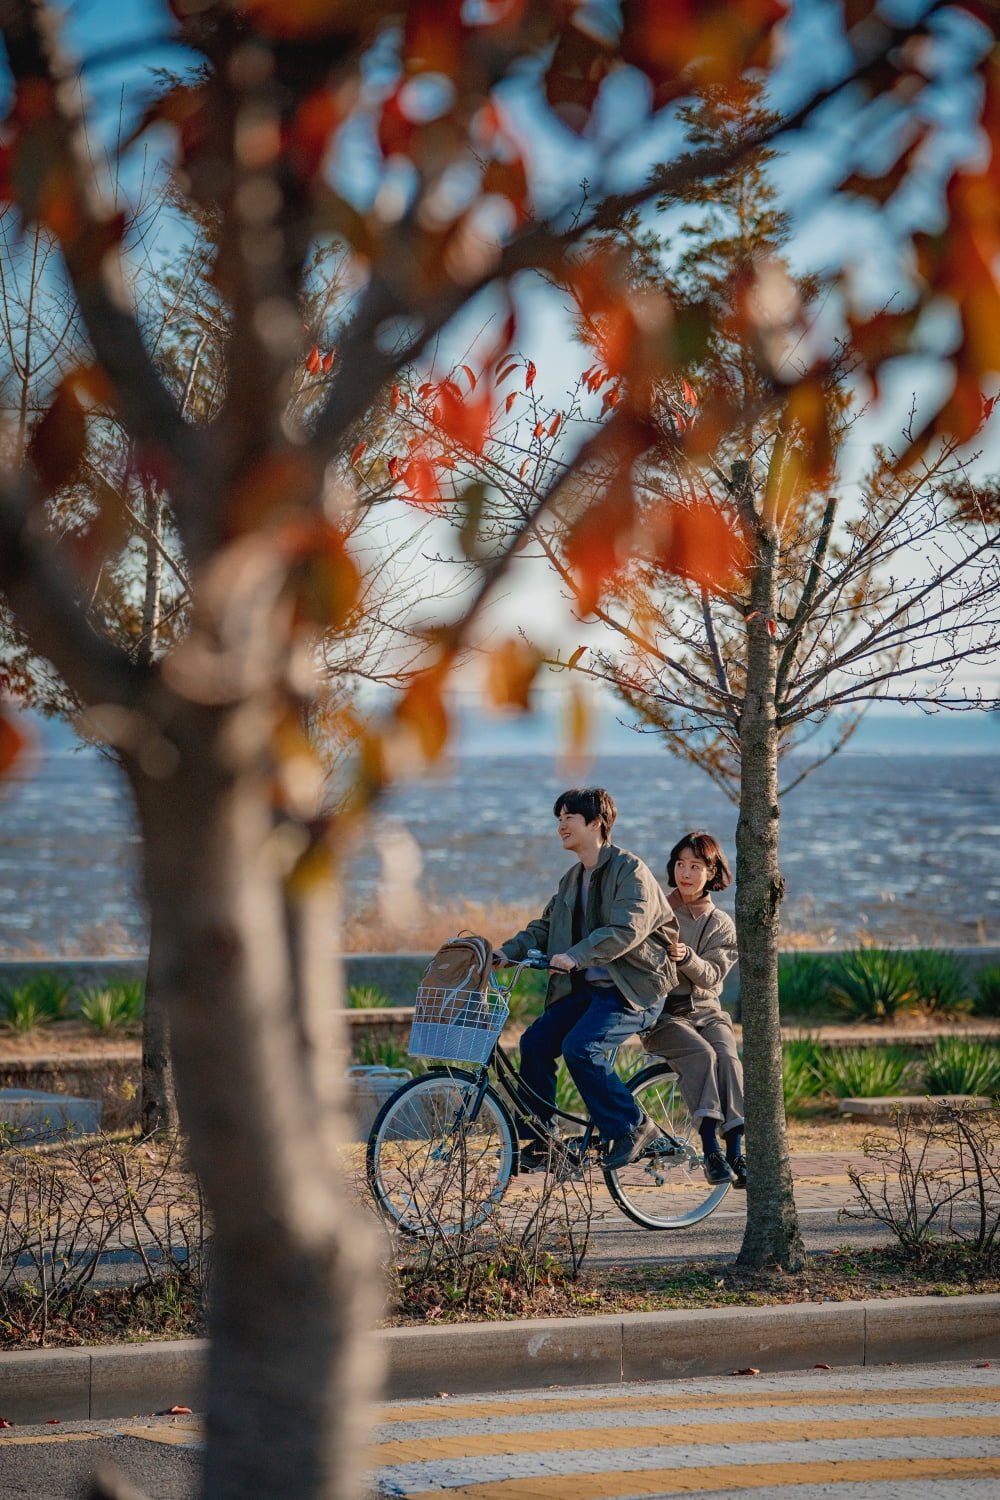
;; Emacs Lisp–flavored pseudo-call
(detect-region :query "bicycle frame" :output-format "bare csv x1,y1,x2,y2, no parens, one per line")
434,958,607,1165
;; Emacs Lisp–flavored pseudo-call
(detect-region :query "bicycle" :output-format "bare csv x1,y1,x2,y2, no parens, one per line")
366,952,731,1236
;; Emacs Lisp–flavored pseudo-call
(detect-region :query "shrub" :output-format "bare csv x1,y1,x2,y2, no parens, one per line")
502,966,547,1027
778,954,832,1016
347,984,393,1008
782,1038,826,1111
817,1046,915,1099
79,982,144,1032
827,949,917,1023
922,1037,1000,1098
972,963,1000,1017
907,950,973,1018
354,1035,425,1074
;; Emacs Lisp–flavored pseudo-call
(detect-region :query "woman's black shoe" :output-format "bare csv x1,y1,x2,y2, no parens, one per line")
702,1150,736,1185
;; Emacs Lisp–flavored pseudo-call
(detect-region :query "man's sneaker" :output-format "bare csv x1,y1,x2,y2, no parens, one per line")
728,1154,747,1190
603,1114,660,1171
703,1149,737,1185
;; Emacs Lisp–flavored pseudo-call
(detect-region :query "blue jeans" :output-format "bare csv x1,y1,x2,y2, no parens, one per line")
517,983,664,1142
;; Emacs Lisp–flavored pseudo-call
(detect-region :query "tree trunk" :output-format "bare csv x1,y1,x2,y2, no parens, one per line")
126,702,383,1498
139,922,179,1135
735,525,805,1273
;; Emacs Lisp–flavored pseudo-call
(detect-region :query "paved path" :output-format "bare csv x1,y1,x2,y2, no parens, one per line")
368,1362,1000,1498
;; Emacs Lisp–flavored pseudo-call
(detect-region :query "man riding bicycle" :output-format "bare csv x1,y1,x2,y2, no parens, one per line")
495,787,679,1170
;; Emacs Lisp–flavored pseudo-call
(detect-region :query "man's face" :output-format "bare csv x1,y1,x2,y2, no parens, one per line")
556,806,602,857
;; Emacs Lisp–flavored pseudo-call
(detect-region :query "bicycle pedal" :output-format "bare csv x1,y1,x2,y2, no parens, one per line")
644,1133,684,1158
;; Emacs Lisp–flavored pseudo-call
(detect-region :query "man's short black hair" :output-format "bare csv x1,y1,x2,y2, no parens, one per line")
553,787,617,843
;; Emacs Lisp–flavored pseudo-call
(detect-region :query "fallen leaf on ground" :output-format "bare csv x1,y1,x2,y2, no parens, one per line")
46,1418,61,1424
0,1418,13,1428
732,1368,760,1376
814,1363,832,1370
168,1405,192,1415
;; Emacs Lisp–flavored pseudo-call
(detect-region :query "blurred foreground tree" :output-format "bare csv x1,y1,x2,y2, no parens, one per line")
2,1,1000,1494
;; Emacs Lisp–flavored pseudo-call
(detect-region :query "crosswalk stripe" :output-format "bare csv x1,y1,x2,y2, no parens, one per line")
401,1454,1000,1499
375,1414,1000,1464
0,1433,102,1446
379,1383,1000,1425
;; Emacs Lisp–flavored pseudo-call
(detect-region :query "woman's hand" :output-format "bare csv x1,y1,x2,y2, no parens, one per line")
668,940,690,963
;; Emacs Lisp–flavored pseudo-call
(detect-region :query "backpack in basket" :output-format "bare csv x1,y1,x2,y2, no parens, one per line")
409,933,507,1064
417,933,494,999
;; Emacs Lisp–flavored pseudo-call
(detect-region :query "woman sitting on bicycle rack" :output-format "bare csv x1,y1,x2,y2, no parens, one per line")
494,786,679,1172
642,831,746,1189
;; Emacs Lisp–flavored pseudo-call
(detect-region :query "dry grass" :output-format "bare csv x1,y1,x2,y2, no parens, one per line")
339,899,536,954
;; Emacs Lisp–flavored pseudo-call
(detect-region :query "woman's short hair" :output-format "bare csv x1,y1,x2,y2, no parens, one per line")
666,831,732,893
553,787,617,843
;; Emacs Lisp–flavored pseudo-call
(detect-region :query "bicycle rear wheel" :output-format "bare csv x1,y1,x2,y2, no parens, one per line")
367,1070,516,1236
603,1064,731,1229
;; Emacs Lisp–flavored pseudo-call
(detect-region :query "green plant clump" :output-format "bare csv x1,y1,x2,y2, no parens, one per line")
354,1035,424,1074
972,963,1000,1017
347,984,394,1008
818,1046,915,1099
78,982,144,1033
782,1037,826,1111
827,948,917,1023
907,949,973,1018
778,954,832,1017
922,1037,1000,1098
0,973,72,1033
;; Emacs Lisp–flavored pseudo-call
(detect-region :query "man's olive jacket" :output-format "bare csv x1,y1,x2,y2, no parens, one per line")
500,842,679,1011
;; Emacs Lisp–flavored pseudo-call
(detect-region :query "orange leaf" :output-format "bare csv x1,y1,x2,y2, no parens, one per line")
547,413,562,438
564,470,635,613
437,385,492,455
682,379,698,407
460,363,477,390
518,459,531,479
387,456,400,480
396,667,451,761
567,645,587,668
532,420,545,438
504,392,517,414
322,351,334,372
403,455,438,504
306,345,321,374
391,384,402,411
525,361,537,390
168,1405,193,1415
732,1368,760,1377
350,442,367,465
486,638,542,712
496,358,519,383
653,500,750,593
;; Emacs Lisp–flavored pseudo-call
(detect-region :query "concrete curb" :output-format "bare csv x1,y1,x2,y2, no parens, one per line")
2,1295,999,1422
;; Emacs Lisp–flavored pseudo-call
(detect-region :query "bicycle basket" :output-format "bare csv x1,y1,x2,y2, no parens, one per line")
408,984,509,1065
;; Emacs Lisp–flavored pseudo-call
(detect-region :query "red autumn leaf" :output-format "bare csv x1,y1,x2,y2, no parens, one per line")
518,459,531,479
28,381,87,490
732,1368,760,1377
0,709,26,779
403,455,438,504
547,413,562,438
525,361,537,390
306,345,322,374
376,84,416,158
350,443,367,465
168,1405,193,1415
496,358,519,383
567,645,587,668
387,456,400,480
322,351,334,372
504,391,517,414
46,1418,61,1424
437,385,492,454
391,384,402,411
682,379,698,407
460,364,477,389
814,1364,832,1370
766,617,777,637
532,420,545,438
395,667,450,760
0,1417,12,1428
486,638,542,711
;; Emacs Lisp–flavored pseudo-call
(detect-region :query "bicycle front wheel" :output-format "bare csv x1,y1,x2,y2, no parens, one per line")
367,1070,516,1236
604,1064,731,1229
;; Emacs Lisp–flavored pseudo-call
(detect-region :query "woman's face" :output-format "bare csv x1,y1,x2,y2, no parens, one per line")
673,846,714,902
